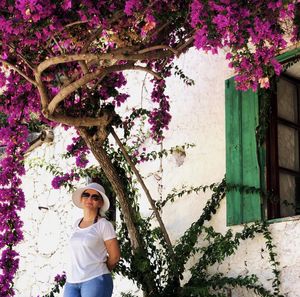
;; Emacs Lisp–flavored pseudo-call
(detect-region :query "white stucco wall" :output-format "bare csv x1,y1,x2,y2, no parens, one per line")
15,127,82,297
13,48,300,297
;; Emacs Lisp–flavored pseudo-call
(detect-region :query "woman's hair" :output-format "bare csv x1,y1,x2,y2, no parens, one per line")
97,192,106,217
98,207,106,217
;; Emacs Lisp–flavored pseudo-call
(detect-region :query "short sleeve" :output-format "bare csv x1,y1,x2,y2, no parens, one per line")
72,218,81,230
99,219,117,241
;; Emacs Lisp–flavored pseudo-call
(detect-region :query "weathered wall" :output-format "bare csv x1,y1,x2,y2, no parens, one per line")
13,48,300,297
15,127,82,297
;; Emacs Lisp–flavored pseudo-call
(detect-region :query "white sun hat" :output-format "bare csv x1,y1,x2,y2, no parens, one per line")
72,183,110,213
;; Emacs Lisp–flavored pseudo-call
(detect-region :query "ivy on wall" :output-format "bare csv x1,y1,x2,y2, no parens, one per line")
34,143,283,297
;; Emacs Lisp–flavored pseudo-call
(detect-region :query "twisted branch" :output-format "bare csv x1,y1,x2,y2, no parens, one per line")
47,64,161,114
0,58,37,86
37,49,173,74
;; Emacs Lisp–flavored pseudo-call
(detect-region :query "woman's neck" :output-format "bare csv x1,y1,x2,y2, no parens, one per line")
82,210,98,222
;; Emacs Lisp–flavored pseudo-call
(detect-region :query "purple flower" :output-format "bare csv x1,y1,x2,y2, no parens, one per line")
54,272,66,283
124,0,140,15
190,0,203,28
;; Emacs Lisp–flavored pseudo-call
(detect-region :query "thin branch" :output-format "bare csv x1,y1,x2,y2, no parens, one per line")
111,128,174,251
8,43,35,71
78,127,144,253
175,32,195,54
146,21,171,42
109,46,140,54
44,40,77,88
50,21,90,71
79,28,97,75
160,57,172,72
81,27,103,53
46,20,90,49
177,37,194,54
0,58,37,86
65,20,89,28
52,36,65,54
141,73,148,107
131,65,162,80
138,45,179,57
81,10,124,53
66,11,125,53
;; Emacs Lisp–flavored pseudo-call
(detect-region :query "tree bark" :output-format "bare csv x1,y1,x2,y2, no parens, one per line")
78,127,142,250
78,126,158,296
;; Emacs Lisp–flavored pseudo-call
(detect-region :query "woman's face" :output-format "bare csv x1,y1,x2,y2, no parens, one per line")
80,189,104,210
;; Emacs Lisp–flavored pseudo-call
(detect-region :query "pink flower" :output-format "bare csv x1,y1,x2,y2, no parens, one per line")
62,0,72,10
124,0,140,15
259,77,270,88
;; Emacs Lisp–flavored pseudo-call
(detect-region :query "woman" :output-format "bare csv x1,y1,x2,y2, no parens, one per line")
64,182,121,297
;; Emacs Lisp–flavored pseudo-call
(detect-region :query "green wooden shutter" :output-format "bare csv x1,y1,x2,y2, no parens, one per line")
225,77,262,225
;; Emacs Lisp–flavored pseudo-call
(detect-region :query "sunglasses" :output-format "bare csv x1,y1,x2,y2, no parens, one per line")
81,192,103,201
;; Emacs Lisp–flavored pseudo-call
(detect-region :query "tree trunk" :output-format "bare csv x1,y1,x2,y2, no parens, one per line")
78,127,157,296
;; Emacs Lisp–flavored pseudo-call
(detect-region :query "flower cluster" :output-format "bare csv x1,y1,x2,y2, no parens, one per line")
190,0,297,90
66,136,90,168
51,135,90,190
124,0,141,16
0,64,33,295
0,125,28,296
51,170,80,190
54,272,66,285
149,79,171,143
0,1,299,295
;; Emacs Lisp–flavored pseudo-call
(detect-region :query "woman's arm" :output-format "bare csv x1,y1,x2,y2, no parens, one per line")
104,238,121,271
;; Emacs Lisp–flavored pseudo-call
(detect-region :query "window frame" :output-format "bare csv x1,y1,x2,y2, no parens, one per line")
266,74,300,219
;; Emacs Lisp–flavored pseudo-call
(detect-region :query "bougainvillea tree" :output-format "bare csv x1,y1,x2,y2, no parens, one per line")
0,0,299,296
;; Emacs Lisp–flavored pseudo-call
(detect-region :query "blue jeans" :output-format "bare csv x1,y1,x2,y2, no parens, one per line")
63,274,113,297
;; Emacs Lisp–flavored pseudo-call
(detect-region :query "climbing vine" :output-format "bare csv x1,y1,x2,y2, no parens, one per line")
38,273,66,297
30,139,283,297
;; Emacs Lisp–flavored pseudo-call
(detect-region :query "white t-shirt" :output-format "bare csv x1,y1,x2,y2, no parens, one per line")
66,217,117,283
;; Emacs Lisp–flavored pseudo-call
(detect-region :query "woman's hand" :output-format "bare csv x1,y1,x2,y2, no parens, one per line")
104,238,121,271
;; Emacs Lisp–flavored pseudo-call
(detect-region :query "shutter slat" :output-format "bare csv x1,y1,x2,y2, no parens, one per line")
225,78,243,225
225,77,262,225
